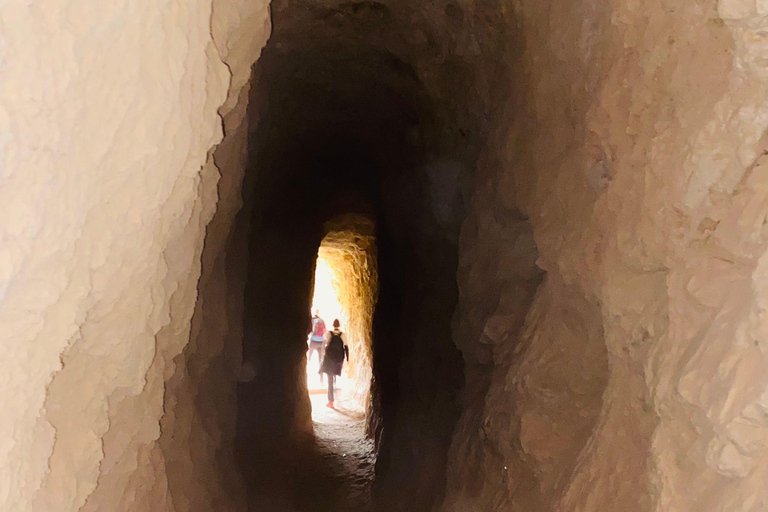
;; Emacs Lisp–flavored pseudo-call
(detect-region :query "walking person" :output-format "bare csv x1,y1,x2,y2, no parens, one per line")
320,319,349,408
307,310,327,384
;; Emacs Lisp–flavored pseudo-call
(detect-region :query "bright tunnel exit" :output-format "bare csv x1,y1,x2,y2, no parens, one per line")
306,215,378,421
306,254,347,395
311,257,347,335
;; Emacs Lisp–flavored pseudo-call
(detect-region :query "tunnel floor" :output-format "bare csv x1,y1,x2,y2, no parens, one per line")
308,392,375,512
245,379,375,512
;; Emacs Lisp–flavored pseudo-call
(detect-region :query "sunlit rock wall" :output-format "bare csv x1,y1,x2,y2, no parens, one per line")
445,0,768,511
0,1,269,510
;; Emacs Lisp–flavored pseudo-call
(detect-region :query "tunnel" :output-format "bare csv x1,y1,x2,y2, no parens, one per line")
3,0,768,511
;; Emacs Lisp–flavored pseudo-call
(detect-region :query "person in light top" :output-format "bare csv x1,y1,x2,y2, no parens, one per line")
307,309,327,384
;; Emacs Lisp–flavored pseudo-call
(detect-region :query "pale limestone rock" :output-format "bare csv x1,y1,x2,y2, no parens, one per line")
720,0,758,20
0,1,269,510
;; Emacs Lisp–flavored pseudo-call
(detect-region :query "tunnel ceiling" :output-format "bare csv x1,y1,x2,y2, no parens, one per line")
246,0,520,239
257,43,428,193
256,0,514,193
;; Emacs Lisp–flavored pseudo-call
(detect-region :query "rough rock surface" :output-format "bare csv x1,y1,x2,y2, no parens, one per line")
0,1,269,510
5,0,768,511
443,0,768,511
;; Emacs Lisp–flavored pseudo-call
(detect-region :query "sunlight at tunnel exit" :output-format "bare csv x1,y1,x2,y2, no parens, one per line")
307,254,350,394
311,255,346,329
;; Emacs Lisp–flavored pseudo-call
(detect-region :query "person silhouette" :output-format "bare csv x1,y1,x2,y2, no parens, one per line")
319,319,349,408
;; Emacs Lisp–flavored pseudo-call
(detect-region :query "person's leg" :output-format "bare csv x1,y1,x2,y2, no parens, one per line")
327,373,334,405
319,345,326,385
316,342,325,385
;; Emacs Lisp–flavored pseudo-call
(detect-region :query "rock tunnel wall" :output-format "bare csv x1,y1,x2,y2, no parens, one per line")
0,1,270,510
443,1,768,511
4,0,768,511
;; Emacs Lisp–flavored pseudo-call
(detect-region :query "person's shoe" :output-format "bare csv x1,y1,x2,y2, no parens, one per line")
326,401,334,408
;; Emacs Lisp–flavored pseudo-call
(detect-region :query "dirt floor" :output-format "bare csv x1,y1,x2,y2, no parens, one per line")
308,391,375,512
244,377,375,512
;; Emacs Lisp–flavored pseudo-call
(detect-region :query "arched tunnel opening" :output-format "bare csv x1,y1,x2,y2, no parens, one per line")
234,11,473,507
5,1,768,512
306,216,377,417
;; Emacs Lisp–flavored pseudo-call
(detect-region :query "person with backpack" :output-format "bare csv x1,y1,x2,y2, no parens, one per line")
307,310,327,384
320,319,349,408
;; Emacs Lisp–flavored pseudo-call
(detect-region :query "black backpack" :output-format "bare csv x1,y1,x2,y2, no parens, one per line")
326,332,345,362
